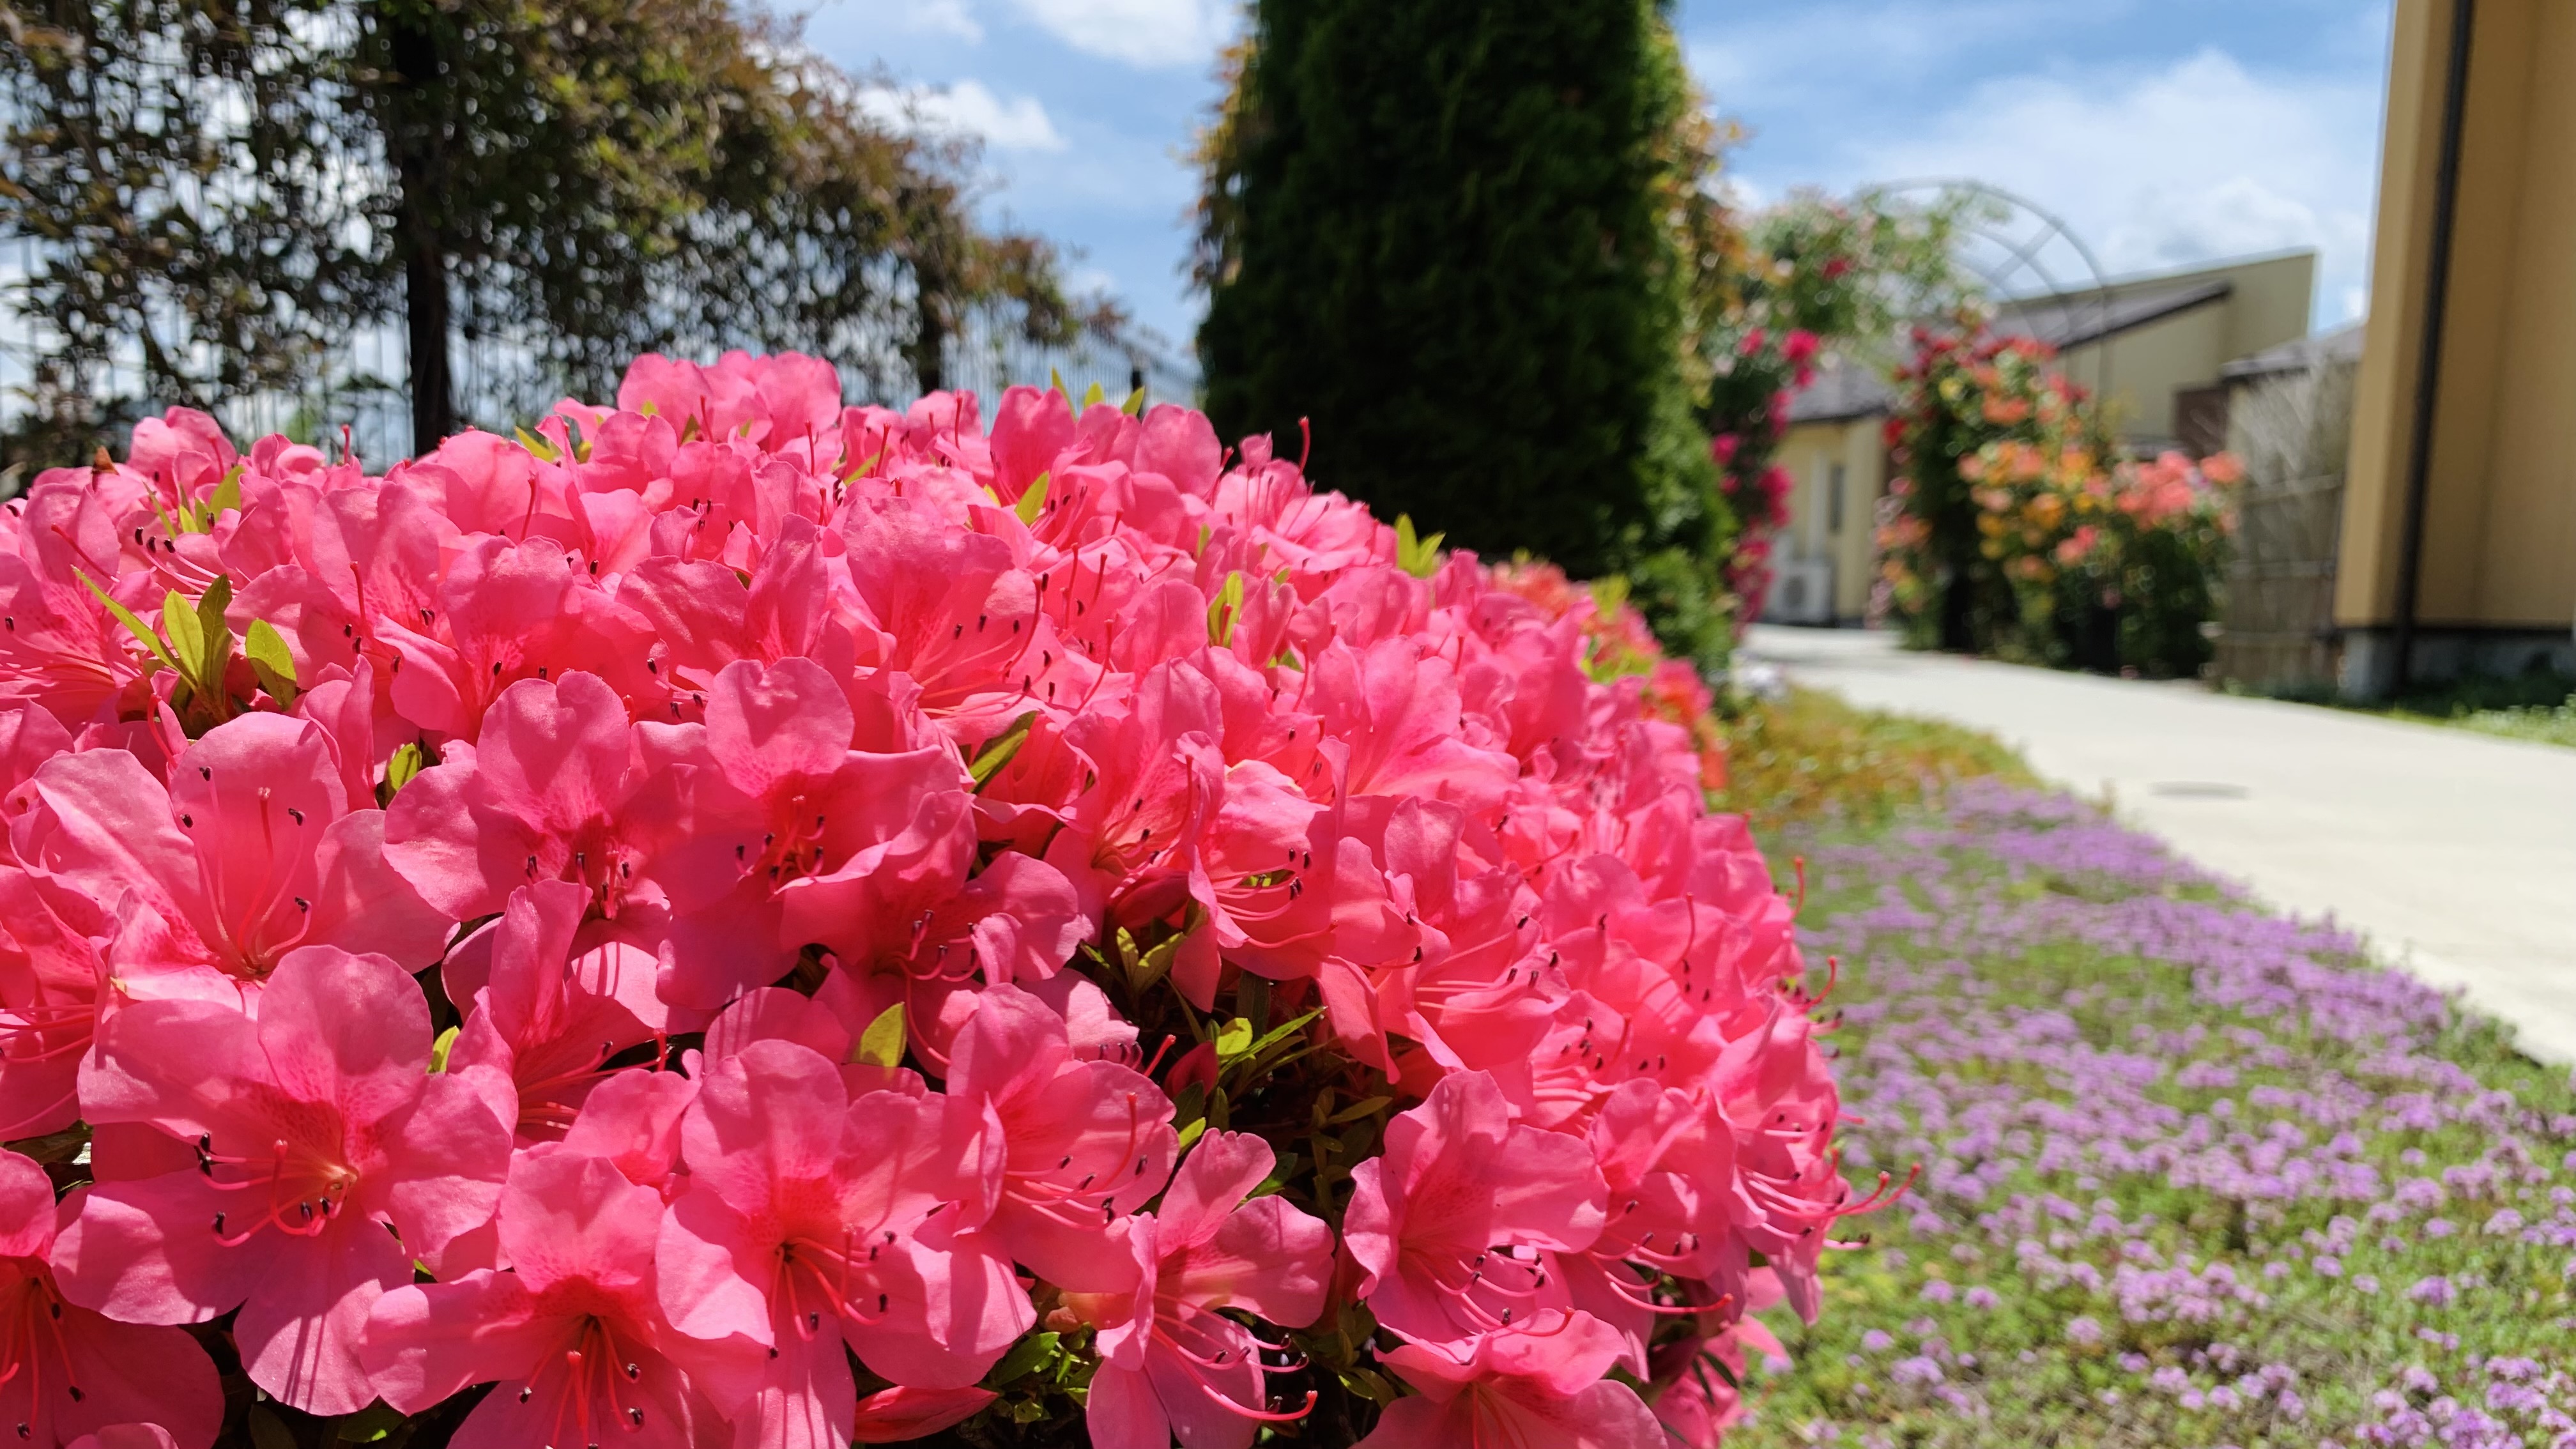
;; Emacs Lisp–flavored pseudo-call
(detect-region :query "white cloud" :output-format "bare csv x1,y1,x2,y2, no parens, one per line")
862,79,1068,152
908,0,983,42
1689,1,2060,115
1807,50,2382,323
1004,0,1235,70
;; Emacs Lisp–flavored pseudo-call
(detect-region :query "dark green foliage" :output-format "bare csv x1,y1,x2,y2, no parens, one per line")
0,0,1100,468
1195,0,1726,665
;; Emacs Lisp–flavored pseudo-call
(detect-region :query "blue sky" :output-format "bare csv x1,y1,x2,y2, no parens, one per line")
801,0,2395,365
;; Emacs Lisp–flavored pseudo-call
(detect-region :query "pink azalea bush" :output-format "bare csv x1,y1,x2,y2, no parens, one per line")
0,353,1879,1447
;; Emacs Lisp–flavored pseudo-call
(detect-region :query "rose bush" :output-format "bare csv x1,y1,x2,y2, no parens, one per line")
0,352,1876,1448
1878,319,2240,677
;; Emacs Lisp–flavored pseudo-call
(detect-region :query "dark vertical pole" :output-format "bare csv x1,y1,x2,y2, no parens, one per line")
2390,0,2476,696
383,3,457,453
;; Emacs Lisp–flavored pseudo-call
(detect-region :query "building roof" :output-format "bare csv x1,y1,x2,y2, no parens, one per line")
1995,277,2234,351
1783,356,1894,424
2219,319,2366,381
1782,276,2241,425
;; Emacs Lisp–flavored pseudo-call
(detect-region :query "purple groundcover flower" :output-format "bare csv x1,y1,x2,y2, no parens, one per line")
1768,781,2576,1445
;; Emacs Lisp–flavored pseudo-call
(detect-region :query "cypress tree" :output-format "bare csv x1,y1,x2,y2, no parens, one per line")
1197,0,1726,661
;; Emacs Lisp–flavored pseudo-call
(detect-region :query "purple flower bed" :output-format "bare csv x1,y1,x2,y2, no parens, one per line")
1731,782,2576,1449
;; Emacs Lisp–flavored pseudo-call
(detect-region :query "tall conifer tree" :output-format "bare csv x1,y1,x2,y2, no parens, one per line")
1197,0,1727,661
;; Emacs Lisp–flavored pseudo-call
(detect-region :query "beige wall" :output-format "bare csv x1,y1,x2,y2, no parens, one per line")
1774,417,1887,620
2056,251,2315,448
2340,0,2576,631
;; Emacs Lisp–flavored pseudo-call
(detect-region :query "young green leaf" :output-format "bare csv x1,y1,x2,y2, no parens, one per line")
1080,380,1105,408
1121,386,1147,417
383,742,427,800
77,569,174,670
1215,1016,1254,1061
194,576,236,690
853,1003,907,1070
1206,571,1245,647
203,468,243,526
1013,471,1050,526
967,711,1038,789
245,618,299,705
1393,513,1444,578
514,425,561,462
1129,931,1180,997
986,1330,1061,1386
160,590,208,682
428,1025,461,1073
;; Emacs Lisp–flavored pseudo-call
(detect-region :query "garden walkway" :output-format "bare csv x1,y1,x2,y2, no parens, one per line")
1743,624,2576,1064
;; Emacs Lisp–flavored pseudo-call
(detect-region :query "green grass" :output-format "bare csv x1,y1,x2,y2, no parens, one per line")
2250,669,2576,749
1713,686,2035,841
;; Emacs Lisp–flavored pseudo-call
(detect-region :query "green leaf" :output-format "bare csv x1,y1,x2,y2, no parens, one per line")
1338,1367,1398,1407
853,1003,906,1070
194,576,236,697
986,1330,1061,1386
1394,514,1444,578
428,1025,460,1073
247,1407,298,1449
1215,1016,1254,1061
1129,931,1180,997
1080,380,1105,408
383,742,427,799
160,590,207,683
1243,1007,1324,1064
245,618,298,705
1326,1094,1393,1126
1205,571,1245,647
1121,386,1147,417
1013,471,1050,526
1175,1116,1208,1153
203,469,243,527
1049,367,1068,398
77,569,174,670
515,425,561,462
967,711,1037,790
335,1402,408,1442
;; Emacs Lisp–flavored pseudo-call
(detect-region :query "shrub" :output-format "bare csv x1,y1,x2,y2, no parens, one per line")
0,354,1869,1448
1878,320,2239,677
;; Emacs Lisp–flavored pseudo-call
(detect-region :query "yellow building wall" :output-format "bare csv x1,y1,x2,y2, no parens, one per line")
2340,0,2576,631
1774,418,1887,621
2056,251,2314,448
2060,303,2232,444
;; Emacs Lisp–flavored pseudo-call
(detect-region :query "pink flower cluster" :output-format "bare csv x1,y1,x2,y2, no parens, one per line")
0,353,1866,1448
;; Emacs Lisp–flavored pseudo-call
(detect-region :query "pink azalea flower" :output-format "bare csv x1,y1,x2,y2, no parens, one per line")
0,480,152,724
848,1384,997,1444
1355,1311,1663,1449
557,1067,698,1194
1068,1131,1333,1449
61,1427,179,1449
442,881,665,1142
364,1146,762,1449
1344,1071,1607,1348
944,985,1179,1294
12,712,448,992
54,946,511,1413
385,671,688,937
0,1150,223,1449
0,705,101,1137
655,1039,1029,1448
648,656,976,1008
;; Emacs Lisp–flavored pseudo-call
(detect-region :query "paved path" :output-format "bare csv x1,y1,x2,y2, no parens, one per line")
1744,625,2576,1064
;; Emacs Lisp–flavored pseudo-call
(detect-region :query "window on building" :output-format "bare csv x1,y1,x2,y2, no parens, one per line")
1828,463,1848,534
